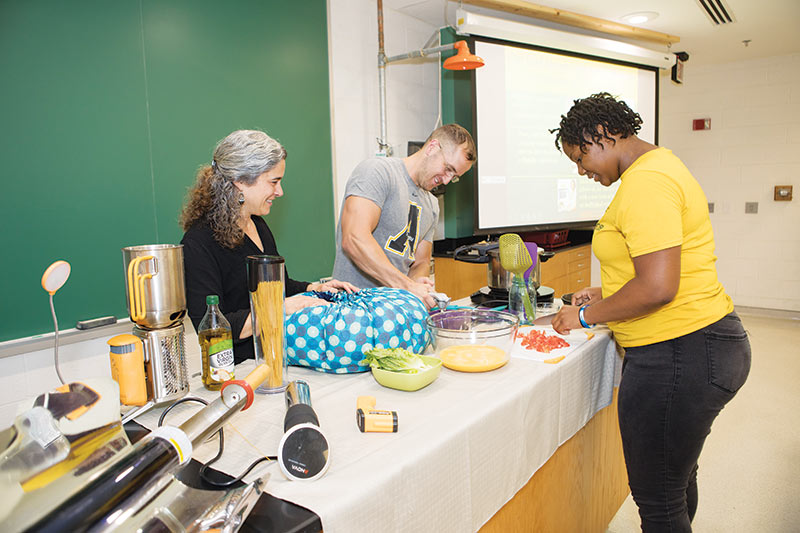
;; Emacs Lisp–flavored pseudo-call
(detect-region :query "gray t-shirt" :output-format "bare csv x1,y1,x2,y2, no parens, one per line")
333,157,439,288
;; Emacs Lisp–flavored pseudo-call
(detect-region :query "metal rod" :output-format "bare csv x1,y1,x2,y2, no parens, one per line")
284,380,312,409
423,29,439,49
377,0,384,54
377,0,389,155
376,3,453,156
378,63,388,155
120,399,155,425
178,387,247,445
385,43,454,64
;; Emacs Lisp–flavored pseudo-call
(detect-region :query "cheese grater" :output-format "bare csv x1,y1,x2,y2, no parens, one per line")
132,323,190,404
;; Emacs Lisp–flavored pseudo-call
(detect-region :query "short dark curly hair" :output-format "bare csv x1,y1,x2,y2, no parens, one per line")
550,92,642,153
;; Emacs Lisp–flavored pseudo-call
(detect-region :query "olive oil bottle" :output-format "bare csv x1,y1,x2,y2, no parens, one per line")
198,295,235,390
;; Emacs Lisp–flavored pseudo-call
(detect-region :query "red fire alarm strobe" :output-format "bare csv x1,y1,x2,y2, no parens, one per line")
693,118,711,131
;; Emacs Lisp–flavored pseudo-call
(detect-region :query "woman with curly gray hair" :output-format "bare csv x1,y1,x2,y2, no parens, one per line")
181,129,356,364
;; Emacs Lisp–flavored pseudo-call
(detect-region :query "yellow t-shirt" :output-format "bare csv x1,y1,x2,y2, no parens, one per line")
593,147,733,347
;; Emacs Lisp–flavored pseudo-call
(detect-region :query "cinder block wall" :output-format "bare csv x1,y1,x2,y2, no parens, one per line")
659,53,800,311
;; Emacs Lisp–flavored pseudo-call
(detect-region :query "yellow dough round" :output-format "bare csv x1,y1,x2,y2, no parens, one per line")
438,345,508,372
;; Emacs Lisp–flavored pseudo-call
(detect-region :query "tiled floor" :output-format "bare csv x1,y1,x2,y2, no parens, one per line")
607,311,800,533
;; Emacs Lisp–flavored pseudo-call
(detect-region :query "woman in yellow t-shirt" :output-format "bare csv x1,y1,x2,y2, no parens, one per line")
550,93,750,533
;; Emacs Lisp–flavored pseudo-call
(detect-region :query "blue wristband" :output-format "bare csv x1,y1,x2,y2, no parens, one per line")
578,304,595,329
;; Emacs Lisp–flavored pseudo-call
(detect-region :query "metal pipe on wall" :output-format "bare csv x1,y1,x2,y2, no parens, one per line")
377,0,390,155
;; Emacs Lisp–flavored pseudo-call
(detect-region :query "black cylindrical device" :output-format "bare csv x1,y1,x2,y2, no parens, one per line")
277,380,330,481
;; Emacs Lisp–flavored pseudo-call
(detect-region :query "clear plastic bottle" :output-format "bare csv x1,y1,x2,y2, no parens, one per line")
198,295,235,390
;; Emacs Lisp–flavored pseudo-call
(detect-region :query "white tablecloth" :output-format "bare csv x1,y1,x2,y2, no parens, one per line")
135,323,621,533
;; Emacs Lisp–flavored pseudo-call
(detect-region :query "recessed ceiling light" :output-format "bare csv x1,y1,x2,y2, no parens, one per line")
621,11,659,25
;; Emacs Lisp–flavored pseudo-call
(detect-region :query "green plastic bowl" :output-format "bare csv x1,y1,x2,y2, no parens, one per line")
370,356,443,392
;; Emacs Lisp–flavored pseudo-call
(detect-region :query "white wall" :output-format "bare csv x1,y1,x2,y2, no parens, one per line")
659,53,800,311
0,335,114,426
0,319,200,428
328,0,441,220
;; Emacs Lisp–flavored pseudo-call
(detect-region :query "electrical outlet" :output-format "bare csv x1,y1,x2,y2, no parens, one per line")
708,202,714,213
745,202,758,214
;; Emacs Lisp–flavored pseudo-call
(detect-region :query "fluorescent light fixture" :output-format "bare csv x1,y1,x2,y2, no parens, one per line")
455,9,673,69
621,12,659,25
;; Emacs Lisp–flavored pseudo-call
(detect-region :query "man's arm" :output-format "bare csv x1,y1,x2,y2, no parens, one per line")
340,195,435,307
408,240,433,285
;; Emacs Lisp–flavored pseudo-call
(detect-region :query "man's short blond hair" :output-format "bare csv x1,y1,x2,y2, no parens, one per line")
426,124,476,161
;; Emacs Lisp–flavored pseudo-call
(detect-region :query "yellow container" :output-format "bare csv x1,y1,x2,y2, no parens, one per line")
108,334,147,406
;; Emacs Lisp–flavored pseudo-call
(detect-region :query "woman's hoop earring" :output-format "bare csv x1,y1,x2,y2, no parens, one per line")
238,192,245,205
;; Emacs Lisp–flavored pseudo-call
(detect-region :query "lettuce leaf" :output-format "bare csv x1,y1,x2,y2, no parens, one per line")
364,348,429,374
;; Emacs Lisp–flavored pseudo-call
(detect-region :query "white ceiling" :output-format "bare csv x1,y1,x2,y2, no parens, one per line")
382,0,800,65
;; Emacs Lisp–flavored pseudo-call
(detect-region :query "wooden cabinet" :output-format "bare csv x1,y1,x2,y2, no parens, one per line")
433,256,487,300
540,244,592,298
433,243,592,301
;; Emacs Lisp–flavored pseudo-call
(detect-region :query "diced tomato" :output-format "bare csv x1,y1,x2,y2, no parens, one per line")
519,329,570,353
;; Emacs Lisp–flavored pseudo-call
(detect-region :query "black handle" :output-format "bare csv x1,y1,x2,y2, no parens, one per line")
538,251,555,263
453,242,497,264
284,403,319,431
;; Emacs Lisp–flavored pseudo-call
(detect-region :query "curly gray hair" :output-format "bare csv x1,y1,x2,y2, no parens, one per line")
180,130,287,248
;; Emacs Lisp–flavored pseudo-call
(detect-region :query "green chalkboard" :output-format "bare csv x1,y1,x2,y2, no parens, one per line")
0,0,334,342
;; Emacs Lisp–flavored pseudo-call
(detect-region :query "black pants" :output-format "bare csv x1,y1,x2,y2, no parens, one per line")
618,312,751,532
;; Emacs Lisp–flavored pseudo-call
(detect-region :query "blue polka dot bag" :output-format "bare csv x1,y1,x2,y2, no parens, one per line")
285,287,430,374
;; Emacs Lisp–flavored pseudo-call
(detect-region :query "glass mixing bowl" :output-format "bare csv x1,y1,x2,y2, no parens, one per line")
425,309,520,355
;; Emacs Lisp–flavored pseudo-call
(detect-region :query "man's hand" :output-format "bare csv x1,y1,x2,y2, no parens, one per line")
406,280,436,308
413,276,435,289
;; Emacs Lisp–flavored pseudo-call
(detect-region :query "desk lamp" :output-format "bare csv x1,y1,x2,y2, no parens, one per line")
41,260,71,384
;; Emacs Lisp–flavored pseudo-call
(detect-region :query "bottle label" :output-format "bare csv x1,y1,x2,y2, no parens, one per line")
208,339,235,381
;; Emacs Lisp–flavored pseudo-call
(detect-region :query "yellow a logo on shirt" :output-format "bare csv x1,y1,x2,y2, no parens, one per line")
385,202,422,259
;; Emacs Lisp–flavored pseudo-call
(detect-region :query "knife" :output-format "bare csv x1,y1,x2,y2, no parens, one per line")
532,313,555,326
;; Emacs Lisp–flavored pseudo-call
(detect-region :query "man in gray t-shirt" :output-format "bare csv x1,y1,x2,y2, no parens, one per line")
333,124,475,308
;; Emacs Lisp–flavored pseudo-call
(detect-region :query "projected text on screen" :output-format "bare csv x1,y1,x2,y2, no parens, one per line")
474,40,657,232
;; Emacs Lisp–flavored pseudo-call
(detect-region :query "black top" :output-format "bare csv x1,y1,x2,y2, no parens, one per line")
181,216,310,363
